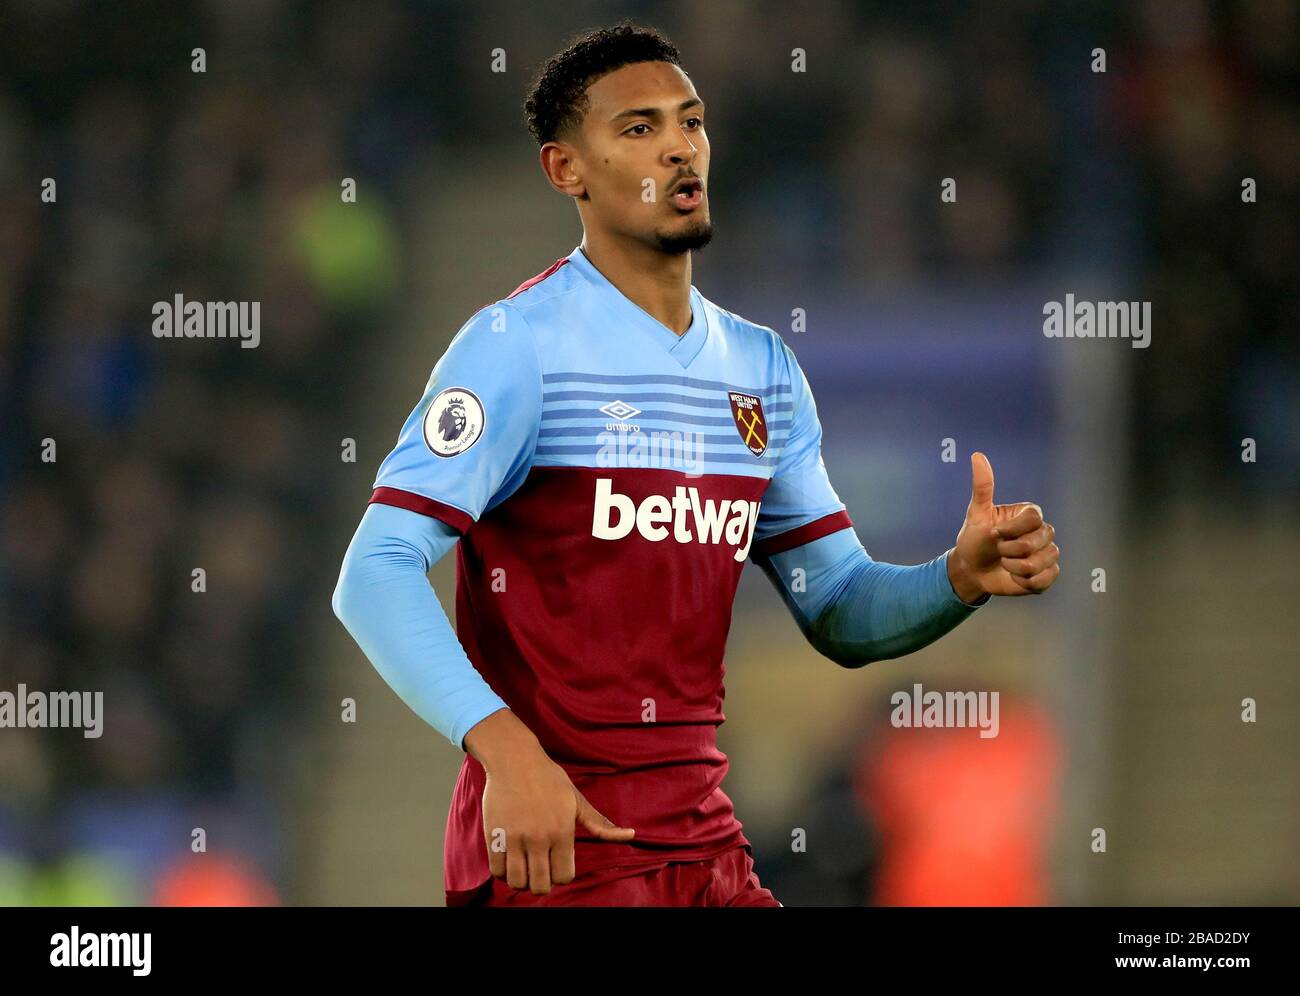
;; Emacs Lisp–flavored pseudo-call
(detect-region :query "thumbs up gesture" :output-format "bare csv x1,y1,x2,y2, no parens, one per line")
946,452,1060,604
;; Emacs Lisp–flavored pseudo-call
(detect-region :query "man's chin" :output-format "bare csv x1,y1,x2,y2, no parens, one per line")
653,218,713,255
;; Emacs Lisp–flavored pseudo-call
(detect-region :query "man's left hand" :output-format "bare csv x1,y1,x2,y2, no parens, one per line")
947,451,1060,603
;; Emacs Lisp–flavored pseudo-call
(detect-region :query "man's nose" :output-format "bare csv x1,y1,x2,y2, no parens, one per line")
665,130,698,166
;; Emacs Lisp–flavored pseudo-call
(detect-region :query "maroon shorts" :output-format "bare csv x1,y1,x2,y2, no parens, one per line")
459,843,782,907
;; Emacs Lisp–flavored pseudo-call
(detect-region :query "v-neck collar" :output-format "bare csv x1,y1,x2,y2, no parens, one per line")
566,245,710,369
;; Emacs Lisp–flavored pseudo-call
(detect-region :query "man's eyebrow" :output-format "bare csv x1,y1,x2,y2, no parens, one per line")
610,98,704,122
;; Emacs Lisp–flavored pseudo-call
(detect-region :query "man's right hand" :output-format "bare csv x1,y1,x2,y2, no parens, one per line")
464,708,635,895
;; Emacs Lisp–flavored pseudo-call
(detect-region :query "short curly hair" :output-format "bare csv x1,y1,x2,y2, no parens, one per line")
524,22,683,146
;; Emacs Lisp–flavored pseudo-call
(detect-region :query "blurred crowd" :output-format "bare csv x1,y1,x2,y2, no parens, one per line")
1117,0,1298,501
0,0,404,902
0,0,1292,904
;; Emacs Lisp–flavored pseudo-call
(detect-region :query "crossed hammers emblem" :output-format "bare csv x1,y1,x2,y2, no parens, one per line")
729,391,768,456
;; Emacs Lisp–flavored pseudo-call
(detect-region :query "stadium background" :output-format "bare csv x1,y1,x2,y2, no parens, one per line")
0,0,1295,905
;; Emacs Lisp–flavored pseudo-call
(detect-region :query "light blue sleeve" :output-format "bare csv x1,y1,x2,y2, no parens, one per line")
332,502,509,750
371,300,542,530
753,514,988,668
753,340,848,546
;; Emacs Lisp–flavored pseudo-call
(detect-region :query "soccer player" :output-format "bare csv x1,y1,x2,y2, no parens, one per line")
332,23,1060,907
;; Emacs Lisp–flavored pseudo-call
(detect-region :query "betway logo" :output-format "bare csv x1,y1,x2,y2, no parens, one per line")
592,478,760,562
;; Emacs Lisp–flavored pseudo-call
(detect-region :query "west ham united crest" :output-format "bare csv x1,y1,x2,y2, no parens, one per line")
728,391,767,457
423,386,485,457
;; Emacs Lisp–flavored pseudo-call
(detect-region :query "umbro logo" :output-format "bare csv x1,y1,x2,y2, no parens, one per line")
599,399,641,421
600,399,641,433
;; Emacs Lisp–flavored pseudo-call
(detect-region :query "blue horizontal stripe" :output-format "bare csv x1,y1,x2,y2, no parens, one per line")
542,389,789,407
535,446,776,464
540,404,792,424
543,371,788,395
539,417,791,432
537,427,788,445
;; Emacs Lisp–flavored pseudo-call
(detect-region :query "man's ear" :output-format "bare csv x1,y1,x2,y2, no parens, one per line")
540,141,586,199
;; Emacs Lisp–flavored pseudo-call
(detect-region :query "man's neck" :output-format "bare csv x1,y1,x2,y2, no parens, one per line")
579,232,693,335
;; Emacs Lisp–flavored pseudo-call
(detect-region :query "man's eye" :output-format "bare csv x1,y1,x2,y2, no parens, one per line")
684,117,702,129
627,123,650,136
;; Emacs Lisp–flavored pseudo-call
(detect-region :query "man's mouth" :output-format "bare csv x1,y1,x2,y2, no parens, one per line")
670,178,704,211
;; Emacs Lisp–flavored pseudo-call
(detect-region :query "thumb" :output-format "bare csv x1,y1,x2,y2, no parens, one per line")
969,451,995,511
575,790,635,841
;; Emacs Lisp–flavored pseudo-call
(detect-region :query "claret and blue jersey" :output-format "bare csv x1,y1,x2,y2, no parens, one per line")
371,244,851,550
367,245,857,900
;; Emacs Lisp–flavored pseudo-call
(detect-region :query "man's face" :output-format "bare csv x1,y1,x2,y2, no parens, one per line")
568,61,711,254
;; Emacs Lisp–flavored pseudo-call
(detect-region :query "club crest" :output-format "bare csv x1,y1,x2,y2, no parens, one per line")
728,391,767,457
